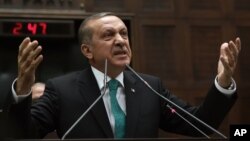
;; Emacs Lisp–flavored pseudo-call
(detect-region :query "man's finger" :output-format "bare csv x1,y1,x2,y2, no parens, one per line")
228,41,238,62
29,55,43,72
224,44,235,67
19,37,30,56
25,57,42,77
19,40,39,66
22,53,43,76
236,37,241,52
220,56,231,74
25,45,42,67
22,40,38,58
34,55,43,69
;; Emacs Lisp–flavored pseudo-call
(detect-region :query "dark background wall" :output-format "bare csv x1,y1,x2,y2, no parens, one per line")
0,0,249,138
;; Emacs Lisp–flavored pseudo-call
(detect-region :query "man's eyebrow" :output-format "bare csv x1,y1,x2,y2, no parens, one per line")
100,27,115,32
120,27,127,30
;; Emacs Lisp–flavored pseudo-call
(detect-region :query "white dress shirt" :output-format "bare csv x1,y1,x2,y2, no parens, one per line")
91,66,126,134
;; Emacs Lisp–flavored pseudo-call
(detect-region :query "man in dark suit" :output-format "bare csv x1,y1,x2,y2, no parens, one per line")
9,12,241,139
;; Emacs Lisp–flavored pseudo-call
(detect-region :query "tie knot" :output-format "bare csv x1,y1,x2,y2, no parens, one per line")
109,79,119,91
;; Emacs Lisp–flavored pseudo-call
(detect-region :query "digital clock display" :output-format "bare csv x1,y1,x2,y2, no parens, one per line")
0,19,75,38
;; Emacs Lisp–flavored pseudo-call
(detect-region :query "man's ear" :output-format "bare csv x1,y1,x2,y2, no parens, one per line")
81,44,93,59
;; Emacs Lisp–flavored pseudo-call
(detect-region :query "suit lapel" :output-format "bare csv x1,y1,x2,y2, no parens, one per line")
124,71,141,138
78,68,113,138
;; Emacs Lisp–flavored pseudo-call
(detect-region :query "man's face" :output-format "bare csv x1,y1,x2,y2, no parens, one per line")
83,16,132,72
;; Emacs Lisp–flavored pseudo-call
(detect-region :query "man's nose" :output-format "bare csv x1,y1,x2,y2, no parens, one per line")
114,34,125,46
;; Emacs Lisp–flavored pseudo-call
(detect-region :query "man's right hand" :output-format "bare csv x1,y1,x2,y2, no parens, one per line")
16,37,43,96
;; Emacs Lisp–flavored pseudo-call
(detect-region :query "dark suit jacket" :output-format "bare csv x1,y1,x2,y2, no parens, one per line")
0,73,16,139
9,67,237,139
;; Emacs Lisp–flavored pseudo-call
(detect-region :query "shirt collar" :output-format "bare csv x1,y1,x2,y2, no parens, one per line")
91,66,124,90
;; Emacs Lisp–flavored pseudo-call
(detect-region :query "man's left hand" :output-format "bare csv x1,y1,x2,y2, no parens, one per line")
217,37,241,88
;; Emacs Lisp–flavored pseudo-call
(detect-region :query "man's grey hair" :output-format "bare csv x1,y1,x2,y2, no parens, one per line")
78,12,117,45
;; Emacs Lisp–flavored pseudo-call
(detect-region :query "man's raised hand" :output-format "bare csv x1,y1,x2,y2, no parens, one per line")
16,37,43,95
217,37,241,88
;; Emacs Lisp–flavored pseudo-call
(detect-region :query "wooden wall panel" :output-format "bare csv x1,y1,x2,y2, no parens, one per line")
136,18,181,88
180,0,226,18
237,25,250,85
239,98,250,122
141,0,174,12
189,0,220,10
140,25,177,81
86,0,128,12
229,0,250,18
190,26,221,81
234,0,250,11
0,0,85,10
135,0,176,18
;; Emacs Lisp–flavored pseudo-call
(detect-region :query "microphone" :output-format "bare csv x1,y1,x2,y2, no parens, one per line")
125,64,227,139
61,59,108,140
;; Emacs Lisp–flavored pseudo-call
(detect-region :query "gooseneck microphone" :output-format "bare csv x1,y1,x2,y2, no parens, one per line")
125,64,227,139
166,104,210,138
61,59,108,140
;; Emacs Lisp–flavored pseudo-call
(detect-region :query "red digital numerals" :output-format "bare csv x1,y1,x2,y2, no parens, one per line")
12,22,47,35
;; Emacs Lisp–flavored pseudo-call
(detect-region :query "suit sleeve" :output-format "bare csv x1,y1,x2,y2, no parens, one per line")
158,80,237,136
8,79,59,138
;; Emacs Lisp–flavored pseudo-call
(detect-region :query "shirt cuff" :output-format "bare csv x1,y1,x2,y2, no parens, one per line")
214,76,236,95
12,78,31,103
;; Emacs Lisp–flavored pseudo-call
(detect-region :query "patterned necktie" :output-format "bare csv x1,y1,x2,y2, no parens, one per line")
108,79,126,138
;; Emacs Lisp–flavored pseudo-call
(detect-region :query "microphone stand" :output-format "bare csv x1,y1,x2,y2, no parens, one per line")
125,64,227,139
61,59,108,140
166,104,210,139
